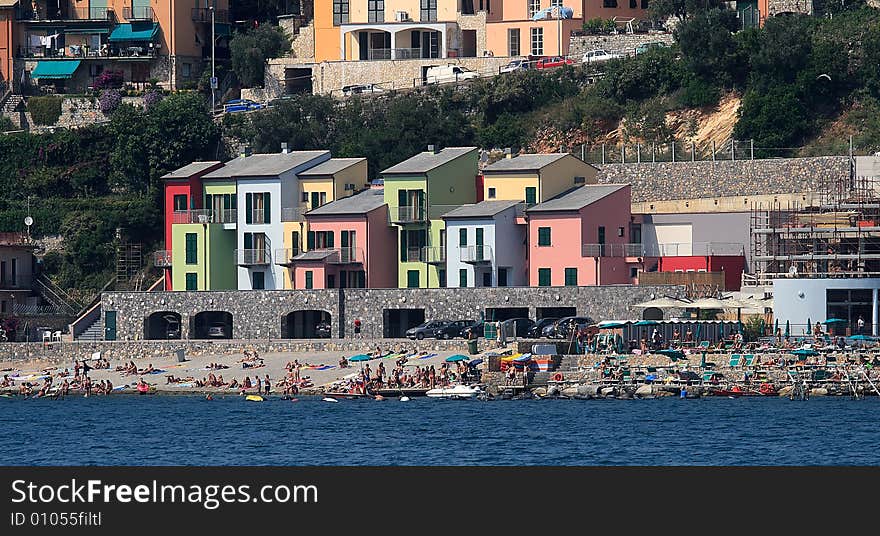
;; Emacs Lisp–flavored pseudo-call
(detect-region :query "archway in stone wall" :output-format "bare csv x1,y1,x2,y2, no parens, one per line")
145,311,182,340
383,309,425,338
192,311,233,339
283,310,332,339
643,307,664,320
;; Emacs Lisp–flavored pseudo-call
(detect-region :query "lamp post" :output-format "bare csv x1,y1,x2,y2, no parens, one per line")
210,4,216,113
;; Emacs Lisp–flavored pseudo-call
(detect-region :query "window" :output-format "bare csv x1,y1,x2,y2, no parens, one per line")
603,0,618,7
182,63,192,77
530,27,543,56
407,270,420,288
507,29,520,57
438,269,446,287
302,191,309,203
173,194,187,211
538,227,551,246
292,231,300,257
0,261,5,284
598,226,606,245
528,0,541,18
333,0,349,25
629,0,636,7
538,268,551,287
574,176,586,184
525,186,537,205
185,233,198,264
488,187,497,199
618,227,625,237
185,273,198,291
550,0,562,6
308,230,334,249
421,0,437,21
245,192,271,224
630,267,639,278
564,268,578,286
482,272,492,287
0,300,5,313
459,228,467,246
641,0,648,7
305,271,313,289
327,274,336,288
497,268,508,287
252,271,265,290
368,0,384,22
10,259,15,286
459,269,468,287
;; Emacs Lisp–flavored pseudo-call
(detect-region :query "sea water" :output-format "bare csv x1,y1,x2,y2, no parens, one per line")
1,395,878,465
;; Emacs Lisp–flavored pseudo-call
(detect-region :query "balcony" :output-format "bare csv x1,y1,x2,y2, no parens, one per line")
123,6,154,21
18,6,114,21
246,210,269,225
274,248,299,266
394,205,426,223
326,247,365,264
235,249,270,266
281,207,305,222
582,243,644,257
580,242,745,257
402,246,425,263
172,209,237,225
153,250,172,267
192,8,230,23
460,245,492,264
423,246,446,264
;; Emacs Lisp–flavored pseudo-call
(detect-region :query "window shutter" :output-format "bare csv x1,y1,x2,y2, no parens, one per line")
264,192,271,223
400,230,408,262
398,189,407,207
245,193,252,224
459,228,467,246
307,231,315,250
244,233,253,250
327,231,334,248
357,270,366,288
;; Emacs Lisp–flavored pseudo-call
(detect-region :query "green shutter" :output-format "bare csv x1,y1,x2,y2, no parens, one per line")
185,233,197,264
305,271,313,289
311,191,320,209
459,269,467,287
204,194,212,212
407,270,420,288
185,273,198,290
264,192,271,223
538,268,551,287
459,228,467,246
307,231,315,250
292,231,300,255
244,233,253,250
525,187,537,205
327,231,334,248
538,227,551,246
398,189,407,207
417,190,425,211
476,228,484,245
245,193,253,224
231,194,237,209
565,267,578,286
357,270,366,288
340,230,349,248
400,230,408,262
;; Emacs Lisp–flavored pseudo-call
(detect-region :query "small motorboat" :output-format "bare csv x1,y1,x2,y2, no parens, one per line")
426,384,482,400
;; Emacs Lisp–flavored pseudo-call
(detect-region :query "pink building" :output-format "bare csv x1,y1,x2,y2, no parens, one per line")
289,189,397,289
527,184,642,286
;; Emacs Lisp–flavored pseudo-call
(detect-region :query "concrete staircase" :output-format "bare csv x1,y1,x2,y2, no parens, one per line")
76,316,104,341
1,94,23,114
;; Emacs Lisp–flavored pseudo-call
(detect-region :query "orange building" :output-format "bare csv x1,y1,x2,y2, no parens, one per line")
0,0,14,88
12,0,230,92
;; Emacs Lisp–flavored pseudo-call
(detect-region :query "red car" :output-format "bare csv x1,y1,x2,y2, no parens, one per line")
535,56,574,69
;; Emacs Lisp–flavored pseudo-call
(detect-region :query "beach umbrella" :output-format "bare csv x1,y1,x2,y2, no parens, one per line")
445,354,469,362
807,317,812,334
784,320,790,338
850,334,876,341
699,351,706,369
632,320,660,326
598,321,627,329
823,318,847,325
632,297,690,308
468,358,484,367
775,318,779,335
348,354,371,362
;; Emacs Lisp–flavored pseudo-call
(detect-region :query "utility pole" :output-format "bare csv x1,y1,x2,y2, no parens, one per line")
210,3,216,113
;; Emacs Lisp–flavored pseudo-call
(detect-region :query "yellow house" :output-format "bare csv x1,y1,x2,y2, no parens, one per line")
280,157,369,288
313,0,485,62
481,153,598,205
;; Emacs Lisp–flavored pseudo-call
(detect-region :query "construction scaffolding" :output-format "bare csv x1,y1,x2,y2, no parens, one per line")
748,168,880,286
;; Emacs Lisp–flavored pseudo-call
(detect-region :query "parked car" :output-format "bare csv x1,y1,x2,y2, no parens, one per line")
635,41,669,55
406,320,452,340
504,317,536,338
546,316,593,339
341,83,384,96
207,322,227,338
581,49,624,64
460,321,485,339
500,58,530,73
535,56,574,69
315,321,331,338
436,319,476,339
529,317,559,338
223,98,264,113
425,65,481,84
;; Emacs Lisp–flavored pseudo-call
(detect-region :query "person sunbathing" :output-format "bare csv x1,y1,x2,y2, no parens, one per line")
228,378,239,389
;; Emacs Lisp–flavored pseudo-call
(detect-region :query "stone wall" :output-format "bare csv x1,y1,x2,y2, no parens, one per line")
279,15,316,61
768,0,812,15
55,96,144,129
456,12,487,58
265,56,512,98
240,88,267,103
596,156,851,203
101,285,684,342
569,32,674,58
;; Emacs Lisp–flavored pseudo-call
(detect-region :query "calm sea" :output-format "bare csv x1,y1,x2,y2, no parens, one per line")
1,395,878,465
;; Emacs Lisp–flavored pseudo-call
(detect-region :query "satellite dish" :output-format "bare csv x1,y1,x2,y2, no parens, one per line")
24,216,33,227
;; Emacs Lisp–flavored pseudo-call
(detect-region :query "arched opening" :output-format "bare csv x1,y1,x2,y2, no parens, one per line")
192,311,233,339
643,307,664,320
145,311,182,340
283,310,331,339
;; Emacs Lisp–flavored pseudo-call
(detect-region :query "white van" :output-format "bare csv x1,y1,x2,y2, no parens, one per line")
424,64,480,85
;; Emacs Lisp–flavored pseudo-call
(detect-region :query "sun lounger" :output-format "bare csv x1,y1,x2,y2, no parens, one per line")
743,354,756,367
728,354,742,367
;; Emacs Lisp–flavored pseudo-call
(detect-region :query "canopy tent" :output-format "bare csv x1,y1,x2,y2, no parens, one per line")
31,60,81,79
822,318,847,325
597,321,628,329
632,320,660,326
108,22,159,42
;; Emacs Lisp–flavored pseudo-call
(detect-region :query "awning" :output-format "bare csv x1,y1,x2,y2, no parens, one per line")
31,60,81,80
108,22,159,42
65,28,110,34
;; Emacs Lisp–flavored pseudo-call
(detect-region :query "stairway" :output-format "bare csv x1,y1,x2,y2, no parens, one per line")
1,94,23,114
33,275,82,316
76,317,104,341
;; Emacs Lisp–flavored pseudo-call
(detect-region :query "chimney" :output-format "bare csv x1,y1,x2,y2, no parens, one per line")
427,144,437,154
240,145,252,158
281,142,289,154
504,147,512,159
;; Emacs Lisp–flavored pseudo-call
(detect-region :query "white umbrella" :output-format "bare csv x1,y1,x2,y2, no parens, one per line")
632,296,691,308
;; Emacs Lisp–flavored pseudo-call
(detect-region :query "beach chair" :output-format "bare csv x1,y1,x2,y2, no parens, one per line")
743,354,756,367
728,354,742,367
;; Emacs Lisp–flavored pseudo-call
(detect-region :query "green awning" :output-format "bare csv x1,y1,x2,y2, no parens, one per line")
31,60,82,80
65,28,110,34
108,22,159,42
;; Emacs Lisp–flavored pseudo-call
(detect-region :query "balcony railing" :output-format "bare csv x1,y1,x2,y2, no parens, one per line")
123,6,154,20
235,249,270,266
460,245,493,264
326,247,365,264
423,246,446,264
580,242,745,258
403,246,425,263
246,210,269,225
274,248,299,266
191,7,230,23
153,250,172,267
395,205,426,223
172,209,237,224
281,207,305,222
18,7,113,21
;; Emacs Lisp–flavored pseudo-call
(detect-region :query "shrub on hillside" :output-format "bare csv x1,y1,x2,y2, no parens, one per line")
93,70,124,90
27,96,63,125
98,89,122,114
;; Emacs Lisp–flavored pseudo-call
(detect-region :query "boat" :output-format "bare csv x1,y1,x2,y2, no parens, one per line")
376,387,430,397
425,384,482,399
322,391,372,399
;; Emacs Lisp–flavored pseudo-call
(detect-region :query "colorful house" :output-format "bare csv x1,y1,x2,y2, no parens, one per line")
381,145,478,288
0,0,14,87
481,153,598,205
442,200,527,288
527,184,640,287
485,1,584,58
201,148,331,291
280,156,369,289
287,188,397,289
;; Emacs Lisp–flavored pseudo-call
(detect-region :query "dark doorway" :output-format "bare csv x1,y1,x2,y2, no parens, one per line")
283,310,331,338
192,311,233,339
536,307,576,319
462,29,477,57
383,308,426,338
485,307,529,321
284,68,313,94
145,311,182,340
642,307,663,320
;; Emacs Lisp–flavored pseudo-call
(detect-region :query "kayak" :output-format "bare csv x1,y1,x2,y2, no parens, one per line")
245,395,264,402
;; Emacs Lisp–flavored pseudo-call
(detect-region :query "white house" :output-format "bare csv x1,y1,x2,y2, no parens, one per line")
442,200,527,288
773,278,880,337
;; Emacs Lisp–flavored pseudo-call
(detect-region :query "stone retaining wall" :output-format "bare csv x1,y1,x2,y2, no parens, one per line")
596,156,851,203
768,0,812,16
569,32,674,58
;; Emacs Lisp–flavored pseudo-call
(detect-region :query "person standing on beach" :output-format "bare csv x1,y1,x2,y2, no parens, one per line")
264,374,271,395
354,318,362,338
858,316,865,335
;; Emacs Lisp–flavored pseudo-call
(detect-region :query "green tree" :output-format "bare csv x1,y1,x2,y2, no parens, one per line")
230,25,291,87
734,86,811,156
674,8,747,90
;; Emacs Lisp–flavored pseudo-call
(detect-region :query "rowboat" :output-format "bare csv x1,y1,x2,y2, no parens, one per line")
426,384,482,399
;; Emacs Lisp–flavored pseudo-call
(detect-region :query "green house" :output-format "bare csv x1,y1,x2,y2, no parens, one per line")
381,146,478,288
